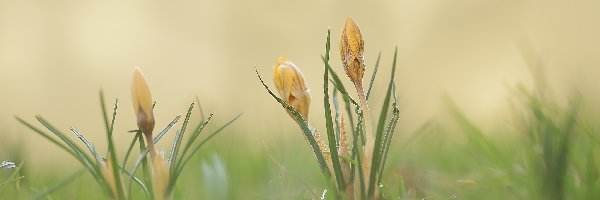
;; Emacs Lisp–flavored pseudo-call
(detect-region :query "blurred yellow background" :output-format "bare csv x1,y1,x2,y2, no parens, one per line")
1,1,599,166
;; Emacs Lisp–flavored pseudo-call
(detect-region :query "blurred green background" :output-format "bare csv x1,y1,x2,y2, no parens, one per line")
1,0,600,199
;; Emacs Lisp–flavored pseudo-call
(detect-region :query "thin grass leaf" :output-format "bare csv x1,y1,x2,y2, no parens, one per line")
195,96,207,122
128,134,154,200
153,115,182,144
377,96,399,181
122,131,141,171
70,127,103,164
353,113,367,200
257,68,332,179
368,47,398,196
32,169,86,200
327,60,357,141
168,113,242,193
175,113,215,169
322,54,346,191
35,116,99,178
15,117,75,160
366,52,382,100
169,102,195,173
168,130,181,166
100,96,126,200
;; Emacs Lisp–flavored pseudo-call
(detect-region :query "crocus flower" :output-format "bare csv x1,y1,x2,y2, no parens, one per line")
273,57,312,121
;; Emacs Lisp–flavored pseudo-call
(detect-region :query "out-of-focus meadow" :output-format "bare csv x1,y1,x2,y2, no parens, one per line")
1,0,600,199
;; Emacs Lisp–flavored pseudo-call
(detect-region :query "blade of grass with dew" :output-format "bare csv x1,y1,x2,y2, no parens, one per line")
322,29,346,191
256,68,331,179
377,95,399,181
169,102,195,173
70,127,103,164
333,90,342,141
331,78,366,198
168,130,181,166
366,52,382,100
34,116,99,179
168,113,242,193
322,54,346,191
15,117,77,162
354,113,367,200
368,47,398,196
175,113,215,168
100,96,126,199
153,115,182,144
31,168,86,200
195,96,207,122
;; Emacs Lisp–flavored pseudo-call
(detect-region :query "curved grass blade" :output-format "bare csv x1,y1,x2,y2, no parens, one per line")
368,47,398,196
257,68,331,179
169,102,195,173
168,113,241,193
153,115,182,144
70,127,103,164
122,131,141,171
34,116,99,179
366,52,382,100
100,95,126,200
175,113,215,168
322,54,346,191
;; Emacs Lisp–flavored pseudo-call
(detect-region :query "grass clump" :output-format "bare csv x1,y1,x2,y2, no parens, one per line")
257,17,399,200
15,68,240,199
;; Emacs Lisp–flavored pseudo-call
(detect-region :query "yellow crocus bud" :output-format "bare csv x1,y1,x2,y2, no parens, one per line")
273,57,312,121
152,152,172,200
132,68,155,135
339,17,365,85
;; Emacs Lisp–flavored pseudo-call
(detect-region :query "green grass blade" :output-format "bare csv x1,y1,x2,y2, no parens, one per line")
100,96,126,199
195,96,207,122
366,52,382,100
70,127,103,164
15,117,76,160
322,54,346,191
169,102,195,173
368,47,398,196
256,68,332,179
175,113,215,169
377,100,399,181
153,115,182,144
122,131,141,169
327,60,357,140
168,113,241,193
34,116,98,178
168,130,181,165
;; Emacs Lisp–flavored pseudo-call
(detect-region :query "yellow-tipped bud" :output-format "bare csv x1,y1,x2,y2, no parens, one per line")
273,57,312,121
152,152,171,200
131,68,155,135
339,17,365,85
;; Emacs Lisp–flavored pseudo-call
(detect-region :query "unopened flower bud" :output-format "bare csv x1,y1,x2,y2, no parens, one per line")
273,57,312,121
131,68,155,135
339,17,365,85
